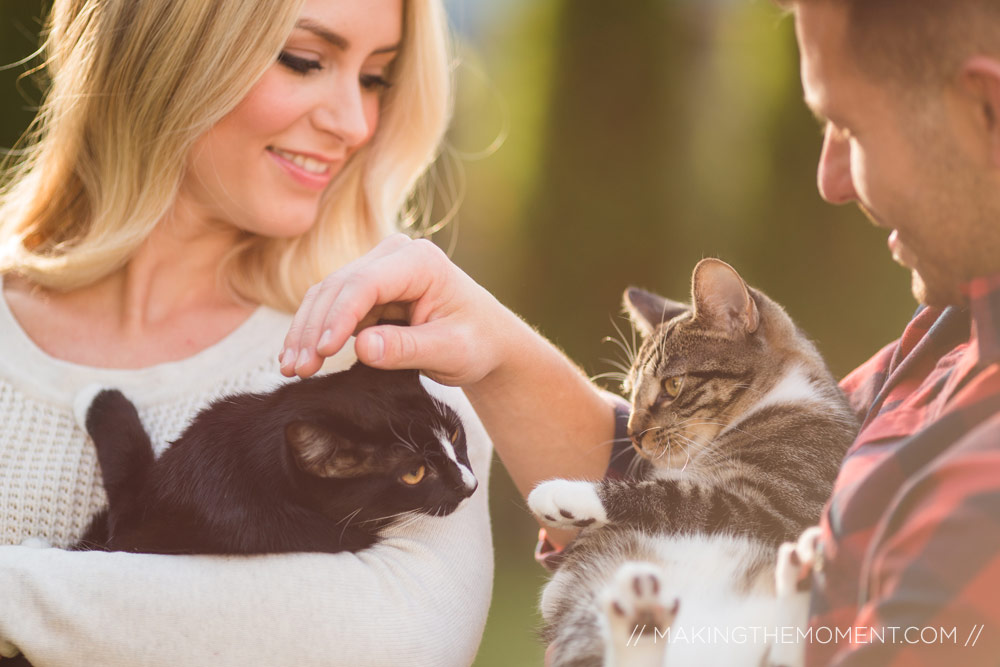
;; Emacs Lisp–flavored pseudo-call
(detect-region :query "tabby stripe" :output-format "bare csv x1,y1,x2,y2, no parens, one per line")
686,369,752,382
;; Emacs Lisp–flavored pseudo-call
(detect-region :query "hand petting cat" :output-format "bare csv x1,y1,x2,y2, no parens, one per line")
280,233,517,386
282,233,621,523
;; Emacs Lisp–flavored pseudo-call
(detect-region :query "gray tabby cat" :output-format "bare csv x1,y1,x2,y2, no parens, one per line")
528,259,857,667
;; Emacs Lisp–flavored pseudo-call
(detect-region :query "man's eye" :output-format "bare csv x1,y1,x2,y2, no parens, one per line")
278,52,322,75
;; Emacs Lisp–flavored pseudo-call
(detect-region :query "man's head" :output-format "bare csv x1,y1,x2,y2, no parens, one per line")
783,0,1000,306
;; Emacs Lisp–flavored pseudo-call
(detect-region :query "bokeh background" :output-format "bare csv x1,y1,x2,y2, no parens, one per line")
1,1,916,664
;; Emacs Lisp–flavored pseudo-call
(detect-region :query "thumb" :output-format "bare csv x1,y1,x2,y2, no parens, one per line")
355,323,428,370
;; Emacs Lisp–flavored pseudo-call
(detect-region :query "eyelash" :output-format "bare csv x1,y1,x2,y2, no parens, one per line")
277,51,393,92
278,51,322,74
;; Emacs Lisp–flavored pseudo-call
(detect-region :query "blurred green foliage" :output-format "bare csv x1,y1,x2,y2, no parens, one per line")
0,1,917,665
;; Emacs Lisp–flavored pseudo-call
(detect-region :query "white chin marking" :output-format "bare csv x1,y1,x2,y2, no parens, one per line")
437,432,476,492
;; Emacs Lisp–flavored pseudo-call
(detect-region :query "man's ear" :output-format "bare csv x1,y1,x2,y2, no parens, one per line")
957,56,1000,168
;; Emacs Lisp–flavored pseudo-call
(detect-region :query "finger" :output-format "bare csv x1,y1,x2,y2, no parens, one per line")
313,239,451,363
355,319,472,386
280,282,324,376
281,234,413,376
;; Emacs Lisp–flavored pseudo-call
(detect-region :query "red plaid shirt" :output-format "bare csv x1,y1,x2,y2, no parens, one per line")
805,274,1000,666
536,275,1000,665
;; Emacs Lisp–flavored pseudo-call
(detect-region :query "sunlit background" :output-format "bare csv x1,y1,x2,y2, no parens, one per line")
1,1,916,664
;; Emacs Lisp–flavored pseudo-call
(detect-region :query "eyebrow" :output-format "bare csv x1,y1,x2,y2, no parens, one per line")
294,19,400,55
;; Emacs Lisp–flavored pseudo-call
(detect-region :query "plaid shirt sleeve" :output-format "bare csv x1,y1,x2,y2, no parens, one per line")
832,410,1000,666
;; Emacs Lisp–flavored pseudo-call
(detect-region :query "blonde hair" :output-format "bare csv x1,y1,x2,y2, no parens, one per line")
0,0,454,312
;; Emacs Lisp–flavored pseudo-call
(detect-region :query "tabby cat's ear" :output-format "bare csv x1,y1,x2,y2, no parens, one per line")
623,287,689,337
285,421,375,478
690,258,760,336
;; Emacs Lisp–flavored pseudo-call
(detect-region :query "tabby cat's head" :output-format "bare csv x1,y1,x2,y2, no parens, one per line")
623,258,828,469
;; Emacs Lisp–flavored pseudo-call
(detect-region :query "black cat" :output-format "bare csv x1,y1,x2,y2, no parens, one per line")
76,362,478,555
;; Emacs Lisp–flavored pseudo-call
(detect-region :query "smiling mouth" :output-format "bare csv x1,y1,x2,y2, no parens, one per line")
266,147,331,175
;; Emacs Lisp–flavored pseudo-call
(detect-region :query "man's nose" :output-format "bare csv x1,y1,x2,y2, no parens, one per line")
817,124,858,204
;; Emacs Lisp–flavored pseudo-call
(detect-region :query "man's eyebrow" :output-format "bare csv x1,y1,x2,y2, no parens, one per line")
294,19,400,55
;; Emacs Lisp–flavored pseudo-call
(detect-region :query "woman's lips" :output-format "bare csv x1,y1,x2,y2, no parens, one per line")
266,147,336,190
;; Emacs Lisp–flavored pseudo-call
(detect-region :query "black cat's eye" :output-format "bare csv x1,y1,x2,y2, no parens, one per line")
449,429,460,444
278,51,322,74
661,375,684,400
400,465,426,485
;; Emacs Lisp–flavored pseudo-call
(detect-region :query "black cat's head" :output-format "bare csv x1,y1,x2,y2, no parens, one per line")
280,363,477,525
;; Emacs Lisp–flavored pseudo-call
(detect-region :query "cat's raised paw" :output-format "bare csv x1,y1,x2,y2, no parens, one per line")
604,562,678,652
527,479,608,530
776,525,822,596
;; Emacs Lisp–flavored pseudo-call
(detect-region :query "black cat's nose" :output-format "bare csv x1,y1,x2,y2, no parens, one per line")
463,477,478,497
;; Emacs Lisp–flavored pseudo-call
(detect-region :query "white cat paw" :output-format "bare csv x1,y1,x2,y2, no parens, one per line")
73,383,111,432
603,562,677,661
775,525,821,597
527,479,608,530
19,537,51,549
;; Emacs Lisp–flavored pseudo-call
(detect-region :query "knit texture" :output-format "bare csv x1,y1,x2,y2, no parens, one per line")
0,278,495,666
0,293,303,548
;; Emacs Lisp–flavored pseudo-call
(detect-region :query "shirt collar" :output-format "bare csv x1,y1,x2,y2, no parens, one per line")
962,273,1000,365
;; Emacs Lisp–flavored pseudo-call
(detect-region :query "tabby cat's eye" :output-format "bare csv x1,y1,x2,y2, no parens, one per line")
400,465,426,485
662,375,685,400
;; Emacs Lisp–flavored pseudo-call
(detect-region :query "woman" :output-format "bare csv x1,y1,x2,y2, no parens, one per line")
0,0,493,664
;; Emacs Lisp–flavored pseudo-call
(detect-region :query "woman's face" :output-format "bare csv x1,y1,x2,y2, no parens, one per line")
177,0,403,238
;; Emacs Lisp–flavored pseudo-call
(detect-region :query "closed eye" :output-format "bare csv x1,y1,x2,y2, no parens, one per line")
361,73,392,92
278,51,322,74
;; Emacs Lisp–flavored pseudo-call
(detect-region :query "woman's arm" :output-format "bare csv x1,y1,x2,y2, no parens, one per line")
0,384,493,667
280,235,619,537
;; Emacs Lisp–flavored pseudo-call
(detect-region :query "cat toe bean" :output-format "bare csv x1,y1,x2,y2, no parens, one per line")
603,562,676,664
527,479,608,530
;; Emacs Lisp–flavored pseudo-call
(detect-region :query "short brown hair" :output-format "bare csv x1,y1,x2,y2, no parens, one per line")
778,0,1000,89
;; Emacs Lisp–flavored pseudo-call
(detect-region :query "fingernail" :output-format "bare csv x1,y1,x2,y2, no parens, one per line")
368,333,384,362
280,348,295,368
318,330,332,352
295,348,310,371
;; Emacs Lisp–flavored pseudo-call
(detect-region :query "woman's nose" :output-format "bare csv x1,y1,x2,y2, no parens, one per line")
816,124,858,204
313,78,372,149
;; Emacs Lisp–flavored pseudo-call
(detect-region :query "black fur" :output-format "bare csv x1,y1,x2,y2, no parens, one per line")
75,362,476,555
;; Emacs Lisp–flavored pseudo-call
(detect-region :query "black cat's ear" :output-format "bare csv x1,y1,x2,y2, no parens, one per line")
285,421,374,478
690,258,759,336
623,287,688,337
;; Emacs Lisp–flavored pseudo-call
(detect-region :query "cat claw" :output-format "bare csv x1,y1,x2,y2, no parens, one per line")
527,479,608,531
604,562,677,664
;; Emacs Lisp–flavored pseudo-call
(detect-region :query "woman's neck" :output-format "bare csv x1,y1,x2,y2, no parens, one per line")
100,214,248,336
3,209,259,368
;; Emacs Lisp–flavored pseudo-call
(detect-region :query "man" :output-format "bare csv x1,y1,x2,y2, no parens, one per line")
283,1,1000,664
777,1,1000,664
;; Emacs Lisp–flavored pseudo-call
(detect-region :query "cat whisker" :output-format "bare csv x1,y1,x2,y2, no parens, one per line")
388,422,420,454
337,507,364,526
582,435,633,456
598,358,633,377
589,371,629,385
337,507,365,544
604,315,638,367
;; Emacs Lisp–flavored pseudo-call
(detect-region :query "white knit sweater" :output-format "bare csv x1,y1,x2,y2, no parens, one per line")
0,284,494,666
